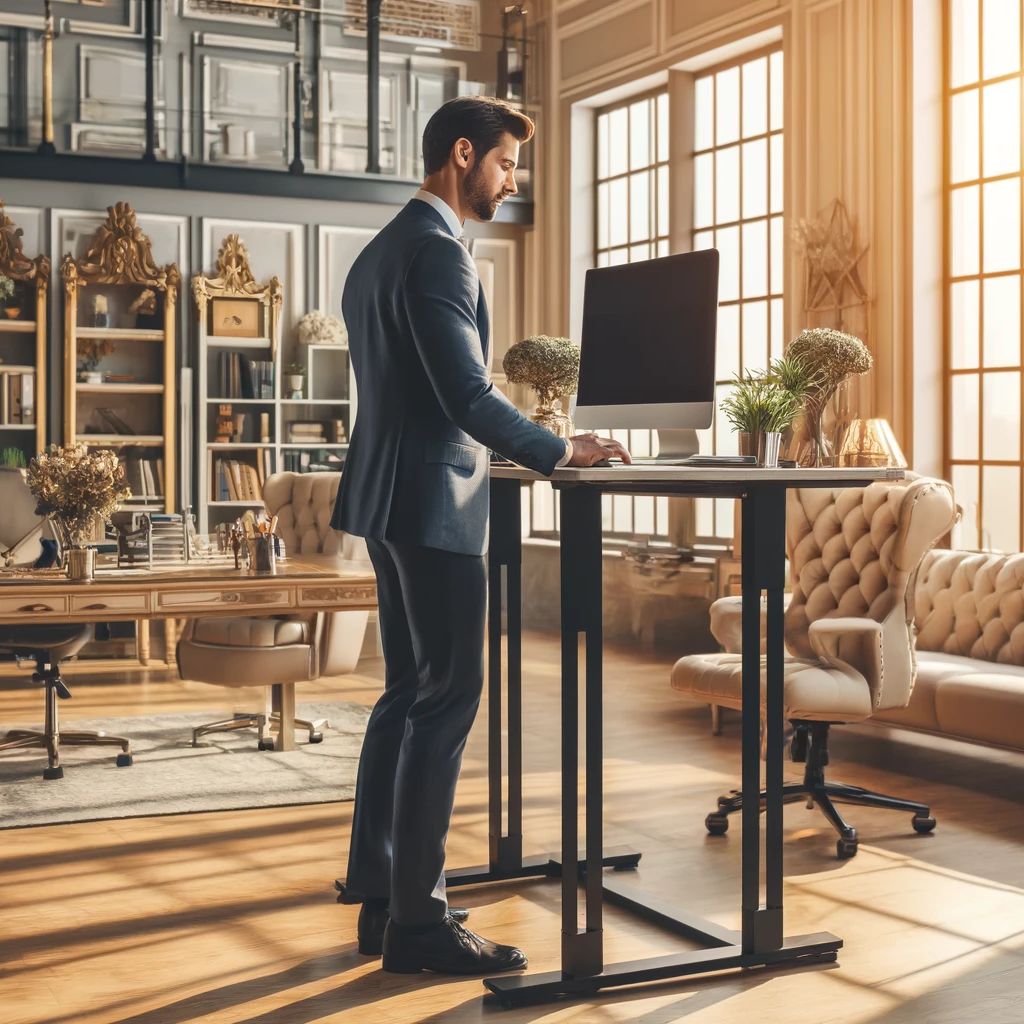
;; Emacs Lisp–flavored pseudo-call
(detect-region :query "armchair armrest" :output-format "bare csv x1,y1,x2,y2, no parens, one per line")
808,617,884,708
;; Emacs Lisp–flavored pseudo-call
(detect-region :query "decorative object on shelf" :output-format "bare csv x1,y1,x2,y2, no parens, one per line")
297,310,347,346
330,418,347,444
260,411,270,443
233,412,247,442
77,337,115,383
127,288,159,329
193,234,282,356
0,273,19,318
62,202,179,513
215,402,234,443
26,444,130,580
285,362,305,400
719,356,817,468
91,293,109,328
497,3,528,103
786,328,873,467
837,418,908,468
502,335,579,439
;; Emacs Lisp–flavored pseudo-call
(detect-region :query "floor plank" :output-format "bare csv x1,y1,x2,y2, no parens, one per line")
2,632,1023,1024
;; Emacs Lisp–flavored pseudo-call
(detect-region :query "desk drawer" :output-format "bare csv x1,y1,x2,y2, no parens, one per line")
0,594,69,618
69,593,151,615
155,587,292,614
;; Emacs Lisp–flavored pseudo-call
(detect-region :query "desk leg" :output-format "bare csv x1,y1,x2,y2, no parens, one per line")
136,619,150,666
740,484,785,953
444,477,640,893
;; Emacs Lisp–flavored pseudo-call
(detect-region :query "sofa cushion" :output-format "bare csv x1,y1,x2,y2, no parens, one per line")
192,616,310,648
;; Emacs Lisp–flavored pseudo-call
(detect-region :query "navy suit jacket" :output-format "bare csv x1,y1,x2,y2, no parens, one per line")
331,200,567,556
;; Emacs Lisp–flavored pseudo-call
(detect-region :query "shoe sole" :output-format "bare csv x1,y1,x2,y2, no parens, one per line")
381,955,528,975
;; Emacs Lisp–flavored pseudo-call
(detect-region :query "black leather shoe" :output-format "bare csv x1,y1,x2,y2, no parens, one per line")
357,903,470,956
381,914,528,974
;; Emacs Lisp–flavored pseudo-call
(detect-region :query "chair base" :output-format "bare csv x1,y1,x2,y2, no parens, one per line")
704,721,936,859
191,711,327,749
0,661,133,780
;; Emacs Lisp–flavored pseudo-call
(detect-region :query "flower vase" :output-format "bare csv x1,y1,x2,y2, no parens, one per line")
530,396,573,439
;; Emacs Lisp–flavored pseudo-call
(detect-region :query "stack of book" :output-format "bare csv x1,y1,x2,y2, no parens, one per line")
287,421,327,444
214,452,271,502
218,353,274,399
0,371,35,425
282,450,344,473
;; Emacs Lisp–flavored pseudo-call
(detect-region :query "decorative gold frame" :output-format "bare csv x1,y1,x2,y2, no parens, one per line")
192,233,282,357
0,201,50,458
61,202,180,512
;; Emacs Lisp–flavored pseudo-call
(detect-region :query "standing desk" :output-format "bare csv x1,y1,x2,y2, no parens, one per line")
442,463,902,1007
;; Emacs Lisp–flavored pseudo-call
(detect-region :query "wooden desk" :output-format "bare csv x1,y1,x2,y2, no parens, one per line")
0,557,377,749
458,464,902,1006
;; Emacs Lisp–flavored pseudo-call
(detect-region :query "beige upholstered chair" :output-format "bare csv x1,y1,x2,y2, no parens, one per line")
671,475,956,858
178,472,371,751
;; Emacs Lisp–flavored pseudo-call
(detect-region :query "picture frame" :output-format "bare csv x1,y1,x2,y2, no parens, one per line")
210,297,260,338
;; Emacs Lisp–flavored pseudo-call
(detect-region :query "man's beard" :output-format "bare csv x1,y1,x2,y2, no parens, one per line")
465,163,506,221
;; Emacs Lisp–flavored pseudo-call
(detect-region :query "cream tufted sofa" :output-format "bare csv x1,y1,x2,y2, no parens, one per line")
671,475,957,858
872,549,1024,749
178,472,372,751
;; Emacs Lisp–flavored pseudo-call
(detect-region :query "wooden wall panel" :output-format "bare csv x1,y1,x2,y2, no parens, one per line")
559,1,657,87
665,0,782,44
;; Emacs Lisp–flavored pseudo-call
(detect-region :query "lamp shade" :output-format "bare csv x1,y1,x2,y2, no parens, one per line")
837,418,908,468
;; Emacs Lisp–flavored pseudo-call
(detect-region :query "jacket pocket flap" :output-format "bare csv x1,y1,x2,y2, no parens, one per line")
425,440,479,471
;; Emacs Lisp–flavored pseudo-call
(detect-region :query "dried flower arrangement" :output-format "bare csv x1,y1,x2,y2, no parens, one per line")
129,288,157,315
787,327,873,465
77,337,115,372
27,444,130,547
0,274,14,308
297,310,347,346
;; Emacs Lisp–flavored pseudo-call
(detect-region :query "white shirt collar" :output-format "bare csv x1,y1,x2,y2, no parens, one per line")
413,189,463,239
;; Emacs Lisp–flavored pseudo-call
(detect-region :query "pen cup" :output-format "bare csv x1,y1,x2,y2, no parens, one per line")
247,533,276,574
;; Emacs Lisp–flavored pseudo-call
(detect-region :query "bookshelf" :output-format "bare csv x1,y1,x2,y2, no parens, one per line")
0,202,48,464
193,233,354,532
61,202,179,513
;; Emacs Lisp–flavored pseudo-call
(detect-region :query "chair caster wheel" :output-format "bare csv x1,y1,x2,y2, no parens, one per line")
717,795,734,809
705,813,729,836
912,813,936,834
42,765,64,780
116,753,133,767
257,739,275,751
836,835,858,859
309,732,324,744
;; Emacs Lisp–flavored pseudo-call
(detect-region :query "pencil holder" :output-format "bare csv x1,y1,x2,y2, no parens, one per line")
247,534,276,573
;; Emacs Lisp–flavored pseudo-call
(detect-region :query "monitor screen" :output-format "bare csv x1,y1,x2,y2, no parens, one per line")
576,249,718,409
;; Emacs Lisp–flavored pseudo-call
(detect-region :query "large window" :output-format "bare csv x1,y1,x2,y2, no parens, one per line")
946,0,1024,551
692,48,784,541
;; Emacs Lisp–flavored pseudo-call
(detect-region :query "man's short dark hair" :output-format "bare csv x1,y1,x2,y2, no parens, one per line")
422,96,535,175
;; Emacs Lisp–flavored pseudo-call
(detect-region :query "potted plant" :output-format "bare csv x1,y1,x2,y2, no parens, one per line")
502,335,580,438
719,355,817,467
0,274,20,319
77,338,115,384
284,362,306,399
26,444,130,580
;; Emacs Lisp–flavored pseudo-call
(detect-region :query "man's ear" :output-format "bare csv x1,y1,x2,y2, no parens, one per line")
453,137,473,168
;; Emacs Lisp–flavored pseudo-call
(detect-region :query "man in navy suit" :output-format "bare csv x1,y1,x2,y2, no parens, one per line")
333,96,630,975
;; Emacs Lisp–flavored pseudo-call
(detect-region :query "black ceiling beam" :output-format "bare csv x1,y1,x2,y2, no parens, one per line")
0,150,534,225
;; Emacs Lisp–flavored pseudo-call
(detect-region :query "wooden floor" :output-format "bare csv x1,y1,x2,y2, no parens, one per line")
2,633,1023,1024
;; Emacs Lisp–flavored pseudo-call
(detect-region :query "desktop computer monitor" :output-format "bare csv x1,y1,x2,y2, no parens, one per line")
572,249,719,460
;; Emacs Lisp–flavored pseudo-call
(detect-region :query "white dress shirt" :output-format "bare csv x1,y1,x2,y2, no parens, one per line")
410,190,573,469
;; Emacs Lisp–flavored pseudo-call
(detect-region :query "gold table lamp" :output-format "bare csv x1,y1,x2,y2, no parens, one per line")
837,418,908,468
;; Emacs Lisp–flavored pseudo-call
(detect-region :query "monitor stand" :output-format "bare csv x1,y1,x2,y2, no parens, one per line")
629,428,700,465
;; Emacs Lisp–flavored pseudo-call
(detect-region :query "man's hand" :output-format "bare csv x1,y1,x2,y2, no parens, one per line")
566,432,633,467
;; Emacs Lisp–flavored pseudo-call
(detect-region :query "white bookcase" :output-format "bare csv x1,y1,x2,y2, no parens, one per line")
193,233,353,533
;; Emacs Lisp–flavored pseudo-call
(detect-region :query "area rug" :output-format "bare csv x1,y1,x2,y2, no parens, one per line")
0,701,370,829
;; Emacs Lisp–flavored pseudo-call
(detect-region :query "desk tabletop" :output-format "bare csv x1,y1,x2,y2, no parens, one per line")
492,464,905,486
0,556,377,625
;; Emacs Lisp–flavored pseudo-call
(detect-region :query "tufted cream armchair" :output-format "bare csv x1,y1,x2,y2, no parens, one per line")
178,472,372,752
671,475,956,858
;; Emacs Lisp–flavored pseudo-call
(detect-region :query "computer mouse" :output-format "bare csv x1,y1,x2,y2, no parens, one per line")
591,458,615,467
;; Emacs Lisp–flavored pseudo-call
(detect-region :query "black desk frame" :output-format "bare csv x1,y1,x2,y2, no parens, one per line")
446,469,898,1007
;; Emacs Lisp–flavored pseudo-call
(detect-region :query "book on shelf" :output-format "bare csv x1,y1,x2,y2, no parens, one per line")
217,353,275,399
0,372,34,425
214,456,264,504
282,449,345,473
120,453,164,499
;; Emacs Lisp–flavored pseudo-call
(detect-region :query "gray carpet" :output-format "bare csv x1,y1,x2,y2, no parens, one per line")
0,701,370,829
